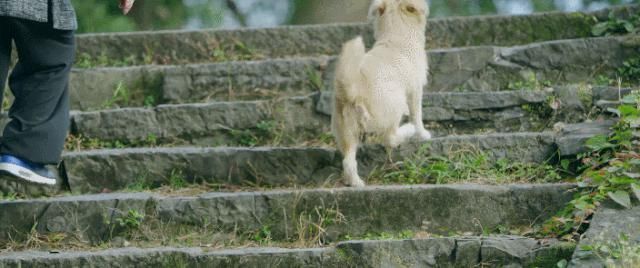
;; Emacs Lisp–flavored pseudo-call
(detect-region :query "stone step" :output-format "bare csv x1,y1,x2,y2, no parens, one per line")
67,36,639,110
569,201,640,267
65,87,620,148
0,236,575,267
57,132,563,194
0,184,575,253
67,90,549,148
72,5,638,67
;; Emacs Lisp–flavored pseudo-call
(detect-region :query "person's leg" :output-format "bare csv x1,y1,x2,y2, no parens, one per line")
1,18,74,165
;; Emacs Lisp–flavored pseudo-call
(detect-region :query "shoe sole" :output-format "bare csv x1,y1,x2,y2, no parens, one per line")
0,163,56,185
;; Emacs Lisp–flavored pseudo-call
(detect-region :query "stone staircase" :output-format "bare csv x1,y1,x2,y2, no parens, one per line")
1,5,639,267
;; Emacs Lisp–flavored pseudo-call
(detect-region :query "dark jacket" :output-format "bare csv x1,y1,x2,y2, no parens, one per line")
0,0,77,30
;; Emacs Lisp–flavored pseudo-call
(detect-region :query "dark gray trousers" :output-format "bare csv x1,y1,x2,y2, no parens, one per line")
0,16,75,165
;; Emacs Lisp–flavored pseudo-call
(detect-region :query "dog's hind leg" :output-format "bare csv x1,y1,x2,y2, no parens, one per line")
334,104,366,187
408,86,432,141
342,139,365,187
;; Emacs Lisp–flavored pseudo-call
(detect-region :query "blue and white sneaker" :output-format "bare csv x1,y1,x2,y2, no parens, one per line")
0,154,57,185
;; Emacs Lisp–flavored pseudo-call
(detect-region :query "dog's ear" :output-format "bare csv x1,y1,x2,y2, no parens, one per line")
369,0,386,19
377,2,386,16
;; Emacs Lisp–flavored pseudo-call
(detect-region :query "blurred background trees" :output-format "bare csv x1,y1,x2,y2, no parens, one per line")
72,0,639,33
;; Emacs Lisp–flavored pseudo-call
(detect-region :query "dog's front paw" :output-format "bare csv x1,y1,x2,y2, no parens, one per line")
416,129,432,141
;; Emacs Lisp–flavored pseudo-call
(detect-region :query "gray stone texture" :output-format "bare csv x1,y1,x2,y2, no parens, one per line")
67,35,640,110
73,6,639,66
555,121,616,156
0,237,575,267
68,87,616,148
0,184,575,250
570,201,640,267
61,132,557,194
71,95,327,147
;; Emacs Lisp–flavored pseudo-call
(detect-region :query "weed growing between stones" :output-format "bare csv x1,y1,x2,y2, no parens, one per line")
584,234,640,267
541,90,640,241
618,57,640,85
592,11,640,37
306,67,323,91
123,168,193,192
341,230,415,241
250,225,273,245
229,120,285,147
293,205,346,247
507,73,552,91
0,192,19,201
65,134,162,151
521,94,558,131
167,169,188,190
210,39,262,62
74,53,153,68
369,144,566,185
592,57,640,87
102,81,131,109
108,209,145,240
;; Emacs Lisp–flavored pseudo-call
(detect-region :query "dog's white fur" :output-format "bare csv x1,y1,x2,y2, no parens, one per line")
332,0,431,187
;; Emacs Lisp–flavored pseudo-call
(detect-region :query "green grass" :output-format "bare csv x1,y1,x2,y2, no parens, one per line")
369,144,565,185
507,72,552,91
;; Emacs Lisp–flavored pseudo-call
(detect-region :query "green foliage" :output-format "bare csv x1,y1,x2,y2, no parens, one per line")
126,179,153,192
210,40,260,62
507,73,551,91
75,53,139,68
342,230,415,241
102,82,131,109
250,226,272,244
306,67,323,91
594,75,615,86
71,0,136,33
542,90,640,240
168,169,188,190
111,209,145,236
231,120,283,147
592,11,640,37
65,133,161,152
617,58,640,85
0,192,19,201
143,95,157,108
375,144,564,185
71,0,196,33
117,210,145,229
584,235,640,267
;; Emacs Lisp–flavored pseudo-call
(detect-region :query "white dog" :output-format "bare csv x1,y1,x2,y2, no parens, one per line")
331,0,431,187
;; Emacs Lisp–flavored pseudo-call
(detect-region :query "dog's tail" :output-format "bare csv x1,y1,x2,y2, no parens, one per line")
335,36,366,102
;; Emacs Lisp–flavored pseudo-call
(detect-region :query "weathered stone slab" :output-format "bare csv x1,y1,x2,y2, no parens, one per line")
0,184,575,249
0,236,575,267
428,36,638,92
570,201,640,267
71,95,326,146
61,132,557,194
68,36,640,110
62,146,339,194
0,247,333,268
71,91,552,146
73,5,638,66
339,236,575,267
555,121,616,156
